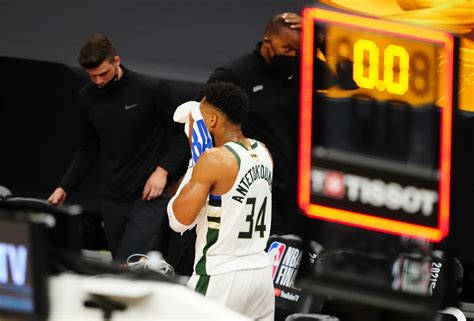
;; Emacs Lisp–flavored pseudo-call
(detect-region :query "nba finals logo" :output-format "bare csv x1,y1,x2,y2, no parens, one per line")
268,241,286,280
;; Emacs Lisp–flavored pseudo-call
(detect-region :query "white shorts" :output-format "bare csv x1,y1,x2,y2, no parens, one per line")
188,266,275,321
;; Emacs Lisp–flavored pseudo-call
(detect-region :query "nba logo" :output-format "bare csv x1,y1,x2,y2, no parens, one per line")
268,241,286,280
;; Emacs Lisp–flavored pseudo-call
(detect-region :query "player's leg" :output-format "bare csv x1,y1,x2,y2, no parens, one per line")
251,266,275,321
114,196,170,261
187,273,214,296
227,267,275,321
186,273,199,290
199,273,233,305
204,268,275,320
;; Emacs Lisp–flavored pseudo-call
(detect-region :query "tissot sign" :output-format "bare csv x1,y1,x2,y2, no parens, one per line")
298,7,456,242
310,152,439,228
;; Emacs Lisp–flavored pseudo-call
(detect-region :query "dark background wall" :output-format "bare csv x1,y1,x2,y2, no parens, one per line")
0,0,310,83
0,0,311,207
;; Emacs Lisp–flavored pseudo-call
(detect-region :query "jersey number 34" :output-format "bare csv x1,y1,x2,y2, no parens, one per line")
239,197,268,239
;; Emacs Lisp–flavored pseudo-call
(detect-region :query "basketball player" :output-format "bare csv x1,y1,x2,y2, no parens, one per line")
167,82,274,320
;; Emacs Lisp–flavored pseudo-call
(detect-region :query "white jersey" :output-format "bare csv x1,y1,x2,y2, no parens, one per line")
194,139,273,276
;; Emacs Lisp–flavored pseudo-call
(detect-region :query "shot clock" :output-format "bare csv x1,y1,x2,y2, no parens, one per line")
298,5,459,242
322,22,449,104
295,6,459,314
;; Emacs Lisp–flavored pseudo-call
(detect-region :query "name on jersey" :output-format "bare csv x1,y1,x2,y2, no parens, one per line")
232,164,272,203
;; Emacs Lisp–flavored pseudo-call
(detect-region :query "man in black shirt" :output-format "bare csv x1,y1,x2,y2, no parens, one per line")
48,34,189,261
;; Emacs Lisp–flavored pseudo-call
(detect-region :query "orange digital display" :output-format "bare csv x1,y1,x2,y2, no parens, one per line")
298,7,456,242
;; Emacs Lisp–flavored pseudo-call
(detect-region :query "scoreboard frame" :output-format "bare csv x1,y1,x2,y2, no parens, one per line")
297,6,458,242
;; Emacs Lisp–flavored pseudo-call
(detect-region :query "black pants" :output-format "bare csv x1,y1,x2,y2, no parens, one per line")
101,196,170,262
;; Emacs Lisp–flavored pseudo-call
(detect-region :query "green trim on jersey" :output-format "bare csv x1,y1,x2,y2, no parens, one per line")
195,228,220,275
207,216,221,223
232,140,258,150
224,145,241,168
195,275,210,295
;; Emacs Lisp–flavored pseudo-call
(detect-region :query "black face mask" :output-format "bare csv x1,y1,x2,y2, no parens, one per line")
99,64,119,92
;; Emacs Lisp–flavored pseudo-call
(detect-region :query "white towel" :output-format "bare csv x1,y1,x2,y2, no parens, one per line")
168,101,214,231
173,101,213,166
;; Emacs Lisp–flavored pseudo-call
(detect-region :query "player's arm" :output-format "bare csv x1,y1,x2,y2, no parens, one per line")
169,149,222,226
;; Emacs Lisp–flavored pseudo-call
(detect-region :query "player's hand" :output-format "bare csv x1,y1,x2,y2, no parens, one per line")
48,187,67,205
282,12,302,29
143,166,168,201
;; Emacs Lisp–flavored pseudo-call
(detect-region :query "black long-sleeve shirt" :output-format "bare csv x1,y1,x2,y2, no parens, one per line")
60,67,189,202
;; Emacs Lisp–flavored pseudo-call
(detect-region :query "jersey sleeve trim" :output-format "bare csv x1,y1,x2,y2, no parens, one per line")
224,144,241,169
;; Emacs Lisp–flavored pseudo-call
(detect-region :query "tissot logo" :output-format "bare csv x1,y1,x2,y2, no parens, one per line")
312,168,438,217
324,171,345,199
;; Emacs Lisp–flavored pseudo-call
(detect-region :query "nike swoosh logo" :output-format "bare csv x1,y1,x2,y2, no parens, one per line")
124,103,139,110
